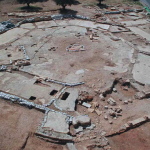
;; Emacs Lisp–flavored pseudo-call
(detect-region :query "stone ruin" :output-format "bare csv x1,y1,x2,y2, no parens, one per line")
0,8,150,150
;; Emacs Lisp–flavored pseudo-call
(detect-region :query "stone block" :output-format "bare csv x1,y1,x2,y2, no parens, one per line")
88,108,95,113
107,97,116,106
130,117,146,126
82,102,91,108
95,109,102,116
72,115,91,127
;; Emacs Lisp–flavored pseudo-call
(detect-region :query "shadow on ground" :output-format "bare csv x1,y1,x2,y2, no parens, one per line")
74,0,81,5
59,9,78,15
97,3,108,9
20,6,43,12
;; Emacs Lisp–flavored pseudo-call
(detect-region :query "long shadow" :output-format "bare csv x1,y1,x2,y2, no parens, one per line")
74,0,81,5
59,8,78,15
20,6,43,12
97,3,108,9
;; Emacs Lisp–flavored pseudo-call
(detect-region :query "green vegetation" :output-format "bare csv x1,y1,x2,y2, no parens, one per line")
82,2,97,7
52,0,75,10
97,0,104,5
145,7,150,12
122,0,142,6
19,5,43,11
17,0,48,8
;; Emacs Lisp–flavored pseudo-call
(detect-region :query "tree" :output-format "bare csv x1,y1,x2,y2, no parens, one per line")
17,0,47,8
97,0,104,5
53,0,75,10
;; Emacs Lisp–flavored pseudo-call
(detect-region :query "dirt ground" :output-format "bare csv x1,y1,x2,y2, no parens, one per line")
0,99,64,150
0,0,143,22
108,122,150,150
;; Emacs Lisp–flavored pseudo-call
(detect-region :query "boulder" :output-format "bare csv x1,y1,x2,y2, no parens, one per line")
107,97,116,106
113,88,117,92
104,106,108,109
99,94,105,101
108,109,116,117
128,99,133,103
123,100,128,104
109,121,113,124
95,109,102,116
72,115,91,127
114,107,122,113
104,115,108,120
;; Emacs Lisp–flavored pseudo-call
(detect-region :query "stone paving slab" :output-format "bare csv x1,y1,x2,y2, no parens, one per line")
55,20,69,26
128,27,150,41
0,72,51,101
56,88,78,111
43,111,69,133
121,19,149,26
68,20,110,30
132,53,150,84
104,38,134,73
35,20,58,29
20,23,35,29
0,28,29,45
21,61,53,78
54,26,87,35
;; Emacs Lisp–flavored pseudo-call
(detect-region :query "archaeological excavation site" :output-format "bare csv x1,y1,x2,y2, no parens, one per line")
0,0,150,150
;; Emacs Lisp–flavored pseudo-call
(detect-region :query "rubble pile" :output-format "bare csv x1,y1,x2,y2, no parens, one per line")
0,65,7,71
77,91,93,104
0,21,15,33
14,60,30,66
